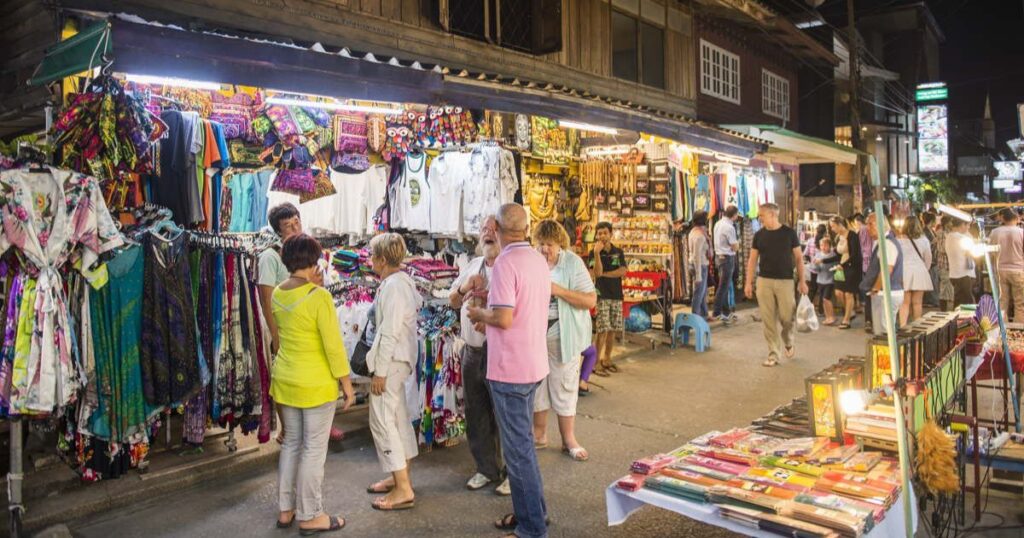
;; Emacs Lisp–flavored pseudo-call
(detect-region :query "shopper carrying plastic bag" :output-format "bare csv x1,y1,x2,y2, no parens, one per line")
795,294,819,333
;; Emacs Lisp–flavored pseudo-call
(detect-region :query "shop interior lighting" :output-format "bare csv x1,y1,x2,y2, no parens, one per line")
584,145,631,157
125,74,222,90
714,152,750,166
265,96,403,115
936,203,973,223
839,390,873,416
557,120,618,135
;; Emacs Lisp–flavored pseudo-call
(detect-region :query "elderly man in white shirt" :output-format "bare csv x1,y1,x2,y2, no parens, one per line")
448,216,511,496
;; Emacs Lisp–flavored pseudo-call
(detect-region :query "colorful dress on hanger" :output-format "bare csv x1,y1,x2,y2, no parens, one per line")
140,231,204,407
0,168,123,414
87,244,156,441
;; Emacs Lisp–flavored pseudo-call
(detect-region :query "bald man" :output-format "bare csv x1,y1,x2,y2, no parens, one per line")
469,203,551,538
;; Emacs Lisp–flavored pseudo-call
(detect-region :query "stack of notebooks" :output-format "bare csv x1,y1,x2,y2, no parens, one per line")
750,398,812,438
845,405,898,442
616,427,903,537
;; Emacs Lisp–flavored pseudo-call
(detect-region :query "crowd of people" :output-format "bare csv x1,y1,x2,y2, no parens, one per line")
687,202,1024,368
260,201,631,538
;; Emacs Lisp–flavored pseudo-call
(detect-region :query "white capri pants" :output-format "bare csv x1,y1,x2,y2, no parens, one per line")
369,362,419,473
534,337,581,416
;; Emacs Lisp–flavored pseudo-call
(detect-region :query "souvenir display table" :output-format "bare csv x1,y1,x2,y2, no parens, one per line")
606,480,917,536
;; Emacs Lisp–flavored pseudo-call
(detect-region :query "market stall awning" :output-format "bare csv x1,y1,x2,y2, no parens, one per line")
721,124,864,165
105,17,766,158
29,21,112,86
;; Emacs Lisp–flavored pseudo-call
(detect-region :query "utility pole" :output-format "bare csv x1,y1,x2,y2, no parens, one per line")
847,0,866,210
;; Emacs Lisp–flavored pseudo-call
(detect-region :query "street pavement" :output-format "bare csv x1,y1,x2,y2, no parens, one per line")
70,315,874,537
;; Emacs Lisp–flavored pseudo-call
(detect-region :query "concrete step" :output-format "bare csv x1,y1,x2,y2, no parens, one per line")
0,410,369,536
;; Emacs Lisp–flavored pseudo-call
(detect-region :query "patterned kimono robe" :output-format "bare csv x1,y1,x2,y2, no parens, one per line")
0,167,122,414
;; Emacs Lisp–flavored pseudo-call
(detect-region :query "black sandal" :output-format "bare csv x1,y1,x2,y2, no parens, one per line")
299,516,346,536
494,513,550,530
837,323,851,330
276,515,295,529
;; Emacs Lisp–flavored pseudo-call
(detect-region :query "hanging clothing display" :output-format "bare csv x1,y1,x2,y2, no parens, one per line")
140,230,205,408
0,167,124,414
390,151,432,232
415,304,462,446
85,244,158,442
462,145,519,236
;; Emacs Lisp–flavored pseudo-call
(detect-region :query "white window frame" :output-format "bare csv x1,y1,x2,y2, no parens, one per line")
761,68,790,121
699,39,741,105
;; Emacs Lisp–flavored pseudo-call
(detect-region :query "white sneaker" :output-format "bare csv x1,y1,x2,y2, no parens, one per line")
495,477,511,496
466,472,492,490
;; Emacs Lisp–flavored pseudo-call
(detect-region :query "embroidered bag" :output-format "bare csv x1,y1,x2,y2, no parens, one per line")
367,115,387,153
300,151,338,203
334,112,368,154
271,168,316,194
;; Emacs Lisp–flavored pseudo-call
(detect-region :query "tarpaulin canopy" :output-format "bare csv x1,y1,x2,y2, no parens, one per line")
28,21,111,87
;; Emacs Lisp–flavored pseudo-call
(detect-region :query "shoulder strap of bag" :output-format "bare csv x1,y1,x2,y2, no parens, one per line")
907,237,925,264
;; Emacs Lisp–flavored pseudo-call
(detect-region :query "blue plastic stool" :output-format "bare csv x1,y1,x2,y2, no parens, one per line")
672,313,711,352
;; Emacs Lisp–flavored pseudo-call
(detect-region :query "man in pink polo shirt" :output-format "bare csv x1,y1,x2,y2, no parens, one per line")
469,203,551,538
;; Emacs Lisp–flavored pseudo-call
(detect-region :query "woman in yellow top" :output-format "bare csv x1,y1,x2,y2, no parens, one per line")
271,234,354,535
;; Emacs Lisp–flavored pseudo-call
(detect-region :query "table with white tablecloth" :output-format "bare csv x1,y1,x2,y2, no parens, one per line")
606,481,917,537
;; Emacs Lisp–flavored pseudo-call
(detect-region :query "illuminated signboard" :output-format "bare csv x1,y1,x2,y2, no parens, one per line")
995,161,1023,180
917,104,949,172
916,87,948,102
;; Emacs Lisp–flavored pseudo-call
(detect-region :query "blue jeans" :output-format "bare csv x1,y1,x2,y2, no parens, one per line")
691,265,709,319
713,255,736,316
488,380,548,538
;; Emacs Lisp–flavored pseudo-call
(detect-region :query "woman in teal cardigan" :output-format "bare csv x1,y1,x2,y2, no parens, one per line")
531,219,598,462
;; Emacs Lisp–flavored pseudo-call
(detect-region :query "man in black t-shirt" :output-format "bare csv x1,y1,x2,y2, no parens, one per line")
589,222,628,376
743,203,808,367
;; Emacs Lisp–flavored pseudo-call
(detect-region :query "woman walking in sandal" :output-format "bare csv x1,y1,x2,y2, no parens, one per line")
532,220,596,462
364,233,421,511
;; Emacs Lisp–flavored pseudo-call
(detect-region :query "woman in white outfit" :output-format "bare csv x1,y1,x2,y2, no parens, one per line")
531,220,597,462
897,215,933,325
365,233,422,511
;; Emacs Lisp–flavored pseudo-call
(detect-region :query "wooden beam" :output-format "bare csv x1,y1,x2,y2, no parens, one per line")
56,0,698,115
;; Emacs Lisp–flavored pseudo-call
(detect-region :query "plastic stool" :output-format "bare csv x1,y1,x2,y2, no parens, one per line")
672,313,711,352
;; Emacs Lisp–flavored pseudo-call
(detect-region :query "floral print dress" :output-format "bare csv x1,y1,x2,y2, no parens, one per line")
0,167,123,414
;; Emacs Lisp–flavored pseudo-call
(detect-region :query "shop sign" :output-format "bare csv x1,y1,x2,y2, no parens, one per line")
1008,138,1024,160
1018,104,1024,138
993,179,1017,190
531,116,579,165
957,155,995,177
995,160,1023,181
917,104,948,172
915,82,947,103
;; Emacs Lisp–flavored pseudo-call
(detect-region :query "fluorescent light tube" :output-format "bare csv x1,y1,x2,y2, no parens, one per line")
937,203,973,223
125,74,222,90
266,97,403,115
558,120,618,135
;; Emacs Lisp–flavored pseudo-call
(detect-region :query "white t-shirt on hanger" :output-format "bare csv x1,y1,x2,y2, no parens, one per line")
333,165,389,239
429,152,469,237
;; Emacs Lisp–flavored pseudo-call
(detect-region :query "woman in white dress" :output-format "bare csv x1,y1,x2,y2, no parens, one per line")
897,215,933,325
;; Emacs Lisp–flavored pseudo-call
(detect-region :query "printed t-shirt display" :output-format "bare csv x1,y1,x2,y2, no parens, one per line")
392,152,432,232
486,242,551,384
589,245,627,300
752,225,800,279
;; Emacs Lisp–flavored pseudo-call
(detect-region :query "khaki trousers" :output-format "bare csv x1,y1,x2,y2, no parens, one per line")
755,277,796,361
998,270,1024,323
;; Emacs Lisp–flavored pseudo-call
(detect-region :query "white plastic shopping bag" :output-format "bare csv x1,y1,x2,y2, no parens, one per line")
795,294,819,333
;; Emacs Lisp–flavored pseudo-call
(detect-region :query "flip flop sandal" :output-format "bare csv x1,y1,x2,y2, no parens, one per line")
372,497,415,511
762,358,779,367
495,513,551,530
366,481,395,494
578,388,590,397
534,440,548,449
299,516,346,535
605,364,620,373
592,369,610,378
837,323,851,330
785,347,795,359
276,516,295,529
563,446,590,461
